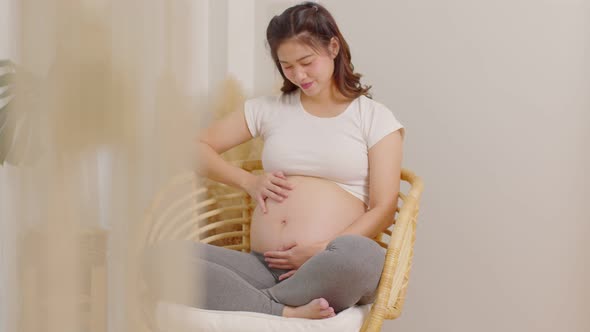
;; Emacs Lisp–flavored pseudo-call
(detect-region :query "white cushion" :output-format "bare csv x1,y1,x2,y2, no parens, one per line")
156,302,372,332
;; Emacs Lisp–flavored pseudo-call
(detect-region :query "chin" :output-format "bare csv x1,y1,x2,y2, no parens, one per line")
300,87,320,96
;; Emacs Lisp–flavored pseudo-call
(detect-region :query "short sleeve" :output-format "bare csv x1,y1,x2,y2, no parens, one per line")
243,98,263,138
365,102,405,148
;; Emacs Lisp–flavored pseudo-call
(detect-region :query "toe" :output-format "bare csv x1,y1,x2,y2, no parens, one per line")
320,307,334,318
317,298,329,309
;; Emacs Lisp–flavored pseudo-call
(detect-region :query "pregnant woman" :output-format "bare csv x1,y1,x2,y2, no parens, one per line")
144,2,405,320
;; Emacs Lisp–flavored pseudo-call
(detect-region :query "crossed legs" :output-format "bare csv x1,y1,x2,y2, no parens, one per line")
142,234,385,318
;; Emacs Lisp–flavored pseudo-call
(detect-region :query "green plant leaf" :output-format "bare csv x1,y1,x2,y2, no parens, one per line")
5,113,30,165
0,59,15,67
0,87,13,99
1,58,41,167
0,111,16,164
0,99,11,126
0,72,15,87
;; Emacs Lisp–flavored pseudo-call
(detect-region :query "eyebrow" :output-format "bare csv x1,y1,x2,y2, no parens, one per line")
278,54,313,64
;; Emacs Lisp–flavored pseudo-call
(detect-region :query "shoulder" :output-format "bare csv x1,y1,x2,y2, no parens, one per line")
246,92,297,109
356,96,399,124
245,95,276,109
357,96,405,143
358,95,393,115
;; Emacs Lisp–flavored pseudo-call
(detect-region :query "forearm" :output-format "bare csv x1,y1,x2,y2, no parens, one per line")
196,141,254,190
319,206,394,248
338,206,394,238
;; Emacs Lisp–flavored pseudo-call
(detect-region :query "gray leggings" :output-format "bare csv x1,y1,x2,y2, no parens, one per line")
142,234,385,316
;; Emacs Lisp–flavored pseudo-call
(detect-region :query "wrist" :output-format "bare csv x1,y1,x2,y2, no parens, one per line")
238,172,256,192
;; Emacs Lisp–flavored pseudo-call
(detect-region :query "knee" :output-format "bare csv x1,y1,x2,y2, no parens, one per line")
327,235,382,256
326,235,385,274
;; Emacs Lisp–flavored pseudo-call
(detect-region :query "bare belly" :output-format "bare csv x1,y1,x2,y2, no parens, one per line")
250,176,367,253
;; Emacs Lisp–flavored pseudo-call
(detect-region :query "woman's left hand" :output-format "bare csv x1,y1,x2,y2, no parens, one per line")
263,241,328,273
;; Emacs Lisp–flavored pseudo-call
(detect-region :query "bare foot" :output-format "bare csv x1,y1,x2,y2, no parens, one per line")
282,298,336,319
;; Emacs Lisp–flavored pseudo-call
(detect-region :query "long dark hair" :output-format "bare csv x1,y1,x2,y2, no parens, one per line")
266,2,371,99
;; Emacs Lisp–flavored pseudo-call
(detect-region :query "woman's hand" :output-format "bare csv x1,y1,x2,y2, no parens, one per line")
243,171,294,213
264,241,328,280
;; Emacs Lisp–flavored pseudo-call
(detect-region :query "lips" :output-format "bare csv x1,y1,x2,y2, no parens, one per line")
301,82,313,89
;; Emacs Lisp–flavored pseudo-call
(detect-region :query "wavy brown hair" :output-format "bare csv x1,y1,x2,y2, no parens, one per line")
266,2,371,99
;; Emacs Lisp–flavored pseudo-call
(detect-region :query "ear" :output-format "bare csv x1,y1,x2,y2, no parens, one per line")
329,37,340,59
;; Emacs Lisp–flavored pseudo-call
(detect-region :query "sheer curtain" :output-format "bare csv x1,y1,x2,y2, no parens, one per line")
0,1,208,331
0,0,20,330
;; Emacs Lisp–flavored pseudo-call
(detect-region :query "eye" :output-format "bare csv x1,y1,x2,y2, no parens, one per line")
302,62,312,66
283,65,293,70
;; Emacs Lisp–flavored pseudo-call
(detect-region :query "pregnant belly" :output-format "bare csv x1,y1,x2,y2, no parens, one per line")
250,176,367,253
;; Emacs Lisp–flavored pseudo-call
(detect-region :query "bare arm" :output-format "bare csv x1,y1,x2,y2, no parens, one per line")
197,108,294,210
196,109,255,190
336,130,404,239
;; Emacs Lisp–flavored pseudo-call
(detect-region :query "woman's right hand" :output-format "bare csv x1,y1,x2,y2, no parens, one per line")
243,171,295,214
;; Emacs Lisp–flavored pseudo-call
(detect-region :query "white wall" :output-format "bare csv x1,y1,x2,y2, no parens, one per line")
317,1,589,331
236,0,590,330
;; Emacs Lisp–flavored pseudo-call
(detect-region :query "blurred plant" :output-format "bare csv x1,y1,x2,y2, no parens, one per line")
0,59,41,166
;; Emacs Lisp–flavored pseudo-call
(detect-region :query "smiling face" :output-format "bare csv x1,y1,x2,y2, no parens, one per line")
276,37,339,98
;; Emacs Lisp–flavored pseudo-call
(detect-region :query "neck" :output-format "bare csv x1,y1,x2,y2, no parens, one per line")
301,81,346,105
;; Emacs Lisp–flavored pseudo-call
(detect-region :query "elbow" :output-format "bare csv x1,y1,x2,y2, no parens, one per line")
196,139,209,152
197,133,224,155
369,204,396,238
195,140,211,176
382,206,397,230
196,131,210,146
374,202,397,233
371,196,398,218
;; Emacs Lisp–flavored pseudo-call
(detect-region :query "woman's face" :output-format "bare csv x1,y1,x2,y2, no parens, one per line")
277,37,338,98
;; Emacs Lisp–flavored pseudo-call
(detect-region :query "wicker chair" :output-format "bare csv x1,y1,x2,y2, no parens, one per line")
139,159,423,332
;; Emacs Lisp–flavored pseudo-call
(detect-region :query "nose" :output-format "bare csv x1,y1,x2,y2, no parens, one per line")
293,67,307,82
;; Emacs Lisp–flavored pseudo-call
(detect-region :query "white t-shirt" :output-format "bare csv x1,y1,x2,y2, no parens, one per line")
244,89,404,206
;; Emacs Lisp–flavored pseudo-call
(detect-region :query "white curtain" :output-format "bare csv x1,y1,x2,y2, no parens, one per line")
0,1,209,331
0,0,19,330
